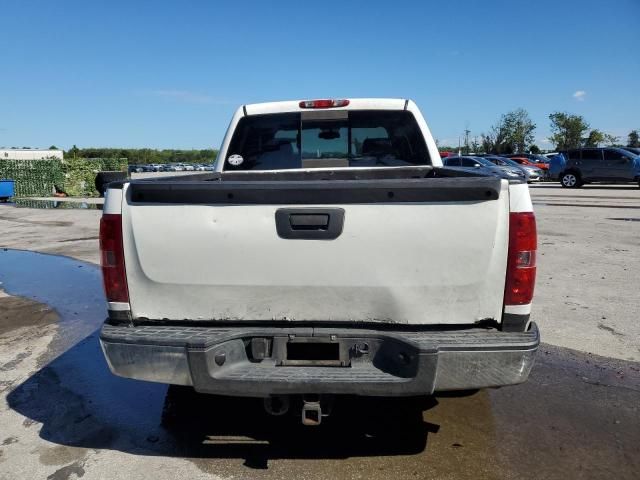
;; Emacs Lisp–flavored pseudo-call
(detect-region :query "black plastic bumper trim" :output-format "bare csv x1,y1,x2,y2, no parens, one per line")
107,309,133,323
502,313,531,332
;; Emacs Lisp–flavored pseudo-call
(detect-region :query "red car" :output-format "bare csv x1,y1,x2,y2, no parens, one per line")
506,154,550,171
509,156,549,171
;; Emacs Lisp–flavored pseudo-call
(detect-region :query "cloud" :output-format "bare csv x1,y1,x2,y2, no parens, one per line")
435,138,461,148
147,89,232,105
537,136,554,148
572,90,586,101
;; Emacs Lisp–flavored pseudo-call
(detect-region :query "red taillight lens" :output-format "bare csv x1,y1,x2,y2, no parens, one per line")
299,99,350,109
99,213,129,303
505,212,537,305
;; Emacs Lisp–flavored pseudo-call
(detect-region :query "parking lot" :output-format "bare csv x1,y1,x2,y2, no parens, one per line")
0,184,639,479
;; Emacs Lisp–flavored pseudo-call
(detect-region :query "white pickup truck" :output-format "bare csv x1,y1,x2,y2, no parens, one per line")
99,98,539,425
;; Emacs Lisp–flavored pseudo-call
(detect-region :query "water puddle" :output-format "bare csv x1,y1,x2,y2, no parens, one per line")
0,249,104,344
0,249,166,450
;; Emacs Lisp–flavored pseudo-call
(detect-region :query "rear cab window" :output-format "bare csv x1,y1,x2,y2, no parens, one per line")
224,110,430,170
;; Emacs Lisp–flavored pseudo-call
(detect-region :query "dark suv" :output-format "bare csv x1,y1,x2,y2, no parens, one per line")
558,148,640,188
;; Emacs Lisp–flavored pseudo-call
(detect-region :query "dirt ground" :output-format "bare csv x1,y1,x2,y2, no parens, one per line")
0,183,639,479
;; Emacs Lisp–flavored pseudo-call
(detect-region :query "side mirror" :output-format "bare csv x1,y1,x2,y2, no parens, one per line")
474,164,481,168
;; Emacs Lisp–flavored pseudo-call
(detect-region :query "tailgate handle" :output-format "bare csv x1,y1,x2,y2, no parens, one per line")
275,208,344,240
289,214,329,230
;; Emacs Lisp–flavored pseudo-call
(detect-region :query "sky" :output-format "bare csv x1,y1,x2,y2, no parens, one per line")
1,0,639,151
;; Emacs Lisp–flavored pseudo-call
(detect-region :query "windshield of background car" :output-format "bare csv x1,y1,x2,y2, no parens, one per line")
494,157,512,166
475,157,495,167
224,110,430,170
502,158,523,168
485,157,504,165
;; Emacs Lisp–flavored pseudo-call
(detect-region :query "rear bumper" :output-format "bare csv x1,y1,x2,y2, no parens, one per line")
99,322,540,397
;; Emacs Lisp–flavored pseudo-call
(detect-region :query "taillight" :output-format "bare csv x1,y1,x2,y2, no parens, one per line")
505,212,537,305
299,99,350,109
99,213,129,303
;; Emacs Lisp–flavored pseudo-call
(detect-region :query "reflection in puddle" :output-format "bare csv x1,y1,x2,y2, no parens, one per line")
12,199,102,210
0,249,104,349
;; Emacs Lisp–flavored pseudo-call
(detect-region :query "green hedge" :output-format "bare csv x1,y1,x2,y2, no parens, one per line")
0,159,65,197
0,158,127,197
61,157,128,197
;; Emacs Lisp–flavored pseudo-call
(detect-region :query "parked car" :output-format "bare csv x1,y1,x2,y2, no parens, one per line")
506,154,550,172
443,155,526,180
557,147,640,188
194,164,216,171
508,157,541,169
547,153,566,181
128,164,153,173
99,98,539,426
483,155,543,182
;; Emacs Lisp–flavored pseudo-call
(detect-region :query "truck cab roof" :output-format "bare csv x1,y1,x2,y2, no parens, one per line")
242,98,410,116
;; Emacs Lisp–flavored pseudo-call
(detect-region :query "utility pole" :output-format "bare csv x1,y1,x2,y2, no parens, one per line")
463,128,471,155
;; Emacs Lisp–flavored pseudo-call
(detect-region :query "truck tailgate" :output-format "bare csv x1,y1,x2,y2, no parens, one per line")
120,176,509,325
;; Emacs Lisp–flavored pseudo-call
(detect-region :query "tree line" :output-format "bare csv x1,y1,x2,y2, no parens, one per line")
64,146,218,165
439,110,639,154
